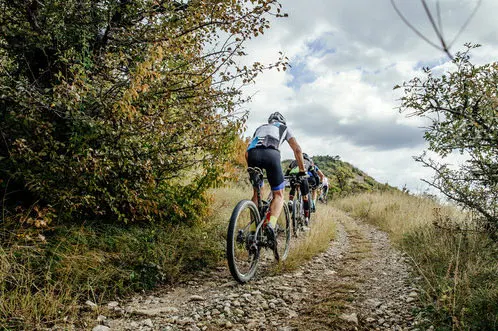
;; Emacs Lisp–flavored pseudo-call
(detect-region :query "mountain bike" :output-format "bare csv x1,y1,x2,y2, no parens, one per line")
286,174,311,237
226,167,291,283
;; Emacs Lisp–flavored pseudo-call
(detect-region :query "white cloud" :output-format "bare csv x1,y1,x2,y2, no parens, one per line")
237,0,498,193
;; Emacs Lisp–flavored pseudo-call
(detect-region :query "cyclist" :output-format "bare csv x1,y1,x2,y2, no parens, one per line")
285,153,313,225
307,157,325,212
319,176,329,203
246,112,306,255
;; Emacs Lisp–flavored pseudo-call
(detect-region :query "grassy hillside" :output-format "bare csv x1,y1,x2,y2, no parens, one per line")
282,154,398,197
334,191,498,330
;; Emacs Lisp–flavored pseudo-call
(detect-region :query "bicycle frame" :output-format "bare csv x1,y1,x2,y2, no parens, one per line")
226,167,292,283
247,167,272,220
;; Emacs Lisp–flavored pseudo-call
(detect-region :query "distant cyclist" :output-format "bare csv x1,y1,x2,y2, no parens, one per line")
285,153,313,225
246,112,306,255
307,157,325,212
319,176,329,203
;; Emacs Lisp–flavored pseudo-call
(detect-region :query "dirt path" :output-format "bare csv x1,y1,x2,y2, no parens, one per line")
94,210,424,331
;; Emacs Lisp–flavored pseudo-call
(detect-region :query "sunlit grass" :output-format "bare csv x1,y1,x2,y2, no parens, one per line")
332,190,468,241
275,203,338,271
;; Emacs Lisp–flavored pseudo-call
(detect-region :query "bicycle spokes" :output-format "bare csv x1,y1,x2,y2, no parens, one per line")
227,200,261,283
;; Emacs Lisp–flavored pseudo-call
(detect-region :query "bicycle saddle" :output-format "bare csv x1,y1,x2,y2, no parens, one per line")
247,167,264,187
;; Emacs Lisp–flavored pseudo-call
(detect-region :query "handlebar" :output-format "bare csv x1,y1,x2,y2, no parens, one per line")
284,174,310,180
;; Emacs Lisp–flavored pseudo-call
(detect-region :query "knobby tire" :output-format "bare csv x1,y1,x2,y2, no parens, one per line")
292,194,301,237
227,200,260,283
276,202,291,261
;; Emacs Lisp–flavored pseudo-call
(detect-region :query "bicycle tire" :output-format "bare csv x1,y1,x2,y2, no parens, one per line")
291,197,299,238
275,202,291,261
292,193,302,237
227,199,261,283
308,192,313,224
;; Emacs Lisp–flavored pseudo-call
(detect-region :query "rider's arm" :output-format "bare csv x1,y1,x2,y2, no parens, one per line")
317,168,325,181
287,137,305,172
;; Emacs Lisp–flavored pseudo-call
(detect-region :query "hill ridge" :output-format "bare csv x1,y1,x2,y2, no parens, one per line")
282,154,398,197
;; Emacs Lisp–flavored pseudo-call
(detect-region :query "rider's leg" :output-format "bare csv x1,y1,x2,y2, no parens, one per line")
288,186,295,201
301,181,310,219
255,148,284,228
268,189,284,227
311,189,317,211
287,186,295,211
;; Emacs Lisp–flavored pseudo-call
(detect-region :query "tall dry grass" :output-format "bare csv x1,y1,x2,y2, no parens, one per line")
334,191,498,330
0,187,235,329
279,205,337,271
334,190,447,239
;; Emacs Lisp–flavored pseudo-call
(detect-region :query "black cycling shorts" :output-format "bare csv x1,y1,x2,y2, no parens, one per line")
308,176,319,189
247,147,285,191
289,176,310,197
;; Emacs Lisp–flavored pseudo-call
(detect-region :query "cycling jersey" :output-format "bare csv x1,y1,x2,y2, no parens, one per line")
247,122,294,151
286,158,312,175
247,121,294,191
322,176,329,187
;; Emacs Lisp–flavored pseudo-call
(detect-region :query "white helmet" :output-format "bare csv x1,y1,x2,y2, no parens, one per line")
268,112,286,125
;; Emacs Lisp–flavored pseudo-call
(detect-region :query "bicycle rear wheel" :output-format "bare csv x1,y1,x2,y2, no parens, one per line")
275,202,291,260
307,192,313,224
227,200,260,283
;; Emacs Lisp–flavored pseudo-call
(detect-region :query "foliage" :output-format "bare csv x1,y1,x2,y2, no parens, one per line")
396,44,498,239
0,0,288,225
216,135,251,186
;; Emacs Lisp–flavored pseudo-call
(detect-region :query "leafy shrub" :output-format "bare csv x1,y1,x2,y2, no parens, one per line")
0,0,287,225
397,44,498,239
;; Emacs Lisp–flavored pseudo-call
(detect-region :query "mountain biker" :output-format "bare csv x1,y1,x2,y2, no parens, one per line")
308,157,325,212
319,176,329,202
285,152,313,225
246,112,306,254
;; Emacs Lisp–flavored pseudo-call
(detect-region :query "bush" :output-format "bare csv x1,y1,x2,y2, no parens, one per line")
0,0,287,225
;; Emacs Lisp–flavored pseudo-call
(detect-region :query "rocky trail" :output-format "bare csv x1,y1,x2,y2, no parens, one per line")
87,210,426,331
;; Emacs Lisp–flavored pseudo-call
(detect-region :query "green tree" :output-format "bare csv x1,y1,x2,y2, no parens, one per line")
0,0,287,225
396,44,498,238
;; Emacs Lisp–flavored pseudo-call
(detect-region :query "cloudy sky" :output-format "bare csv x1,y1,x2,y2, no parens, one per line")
238,0,498,194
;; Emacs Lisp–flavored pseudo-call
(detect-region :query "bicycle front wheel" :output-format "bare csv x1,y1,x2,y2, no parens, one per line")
227,199,260,283
275,202,291,261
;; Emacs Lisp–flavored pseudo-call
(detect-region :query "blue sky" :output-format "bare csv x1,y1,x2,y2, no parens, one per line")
239,0,498,194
